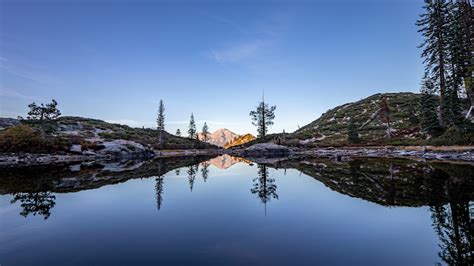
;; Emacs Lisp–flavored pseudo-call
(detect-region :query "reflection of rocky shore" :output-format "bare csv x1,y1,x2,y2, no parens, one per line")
261,157,474,264
0,156,213,195
264,157,474,207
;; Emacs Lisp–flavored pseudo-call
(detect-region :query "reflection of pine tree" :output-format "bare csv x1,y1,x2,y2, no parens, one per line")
251,165,278,204
201,162,210,182
431,202,473,265
11,192,56,219
155,176,164,210
187,165,198,191
430,174,473,265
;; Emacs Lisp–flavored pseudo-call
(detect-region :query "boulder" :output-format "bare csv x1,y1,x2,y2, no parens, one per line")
243,143,290,157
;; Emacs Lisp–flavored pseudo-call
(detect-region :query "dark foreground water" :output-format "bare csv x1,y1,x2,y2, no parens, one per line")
0,155,473,266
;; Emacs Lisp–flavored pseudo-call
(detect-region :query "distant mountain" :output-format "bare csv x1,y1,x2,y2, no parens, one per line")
198,128,253,148
224,133,256,149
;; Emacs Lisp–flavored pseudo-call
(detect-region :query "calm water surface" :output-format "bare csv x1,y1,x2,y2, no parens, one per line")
1,155,473,265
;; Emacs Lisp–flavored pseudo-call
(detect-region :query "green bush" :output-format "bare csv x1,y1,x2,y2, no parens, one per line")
0,125,70,153
428,125,474,146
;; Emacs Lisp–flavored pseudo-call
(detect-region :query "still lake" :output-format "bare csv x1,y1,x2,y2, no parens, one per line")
1,155,473,266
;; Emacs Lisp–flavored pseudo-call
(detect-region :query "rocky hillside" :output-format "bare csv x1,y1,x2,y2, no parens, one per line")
224,133,256,149
290,92,433,146
0,116,217,157
198,128,255,148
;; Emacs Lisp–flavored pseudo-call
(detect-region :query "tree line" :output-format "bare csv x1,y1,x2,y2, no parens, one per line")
156,97,277,142
155,100,214,143
417,0,473,135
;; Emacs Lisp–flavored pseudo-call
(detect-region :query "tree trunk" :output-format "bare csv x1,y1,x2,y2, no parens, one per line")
438,25,447,127
261,102,266,139
461,1,474,107
469,2,474,107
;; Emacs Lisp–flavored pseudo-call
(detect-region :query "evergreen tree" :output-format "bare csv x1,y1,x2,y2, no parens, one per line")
464,1,473,109
188,113,196,138
451,0,473,107
420,78,442,135
201,122,209,142
175,128,181,137
156,99,165,145
417,0,451,126
249,98,276,139
27,99,61,121
156,99,165,131
347,118,360,144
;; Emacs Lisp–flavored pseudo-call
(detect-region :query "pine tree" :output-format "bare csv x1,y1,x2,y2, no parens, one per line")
156,99,165,145
175,129,181,137
201,122,209,142
454,0,473,107
27,99,61,121
188,113,196,138
249,97,276,139
420,78,442,136
156,99,165,131
444,1,468,126
417,0,451,126
347,118,360,144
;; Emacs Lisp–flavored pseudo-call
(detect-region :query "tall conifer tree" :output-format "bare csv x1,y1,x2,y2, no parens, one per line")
188,113,196,138
249,96,276,139
417,0,451,126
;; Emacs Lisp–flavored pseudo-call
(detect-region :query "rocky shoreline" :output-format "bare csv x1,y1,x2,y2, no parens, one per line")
1,144,474,167
229,143,474,163
295,147,474,163
0,149,222,167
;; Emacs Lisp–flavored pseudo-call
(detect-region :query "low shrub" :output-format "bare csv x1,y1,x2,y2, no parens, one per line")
0,125,70,153
428,125,474,146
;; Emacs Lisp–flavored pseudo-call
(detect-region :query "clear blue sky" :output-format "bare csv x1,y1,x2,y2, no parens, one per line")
1,0,424,135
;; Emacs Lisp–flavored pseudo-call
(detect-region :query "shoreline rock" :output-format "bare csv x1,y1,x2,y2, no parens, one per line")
293,147,474,162
0,149,223,167
1,145,474,167
241,143,290,157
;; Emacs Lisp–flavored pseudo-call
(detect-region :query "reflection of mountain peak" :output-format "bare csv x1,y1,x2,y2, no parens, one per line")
209,154,248,169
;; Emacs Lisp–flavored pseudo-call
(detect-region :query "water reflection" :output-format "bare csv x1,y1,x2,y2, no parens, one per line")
263,157,474,265
201,161,210,182
427,168,474,265
251,165,278,205
155,176,164,210
1,155,474,264
11,191,56,219
187,165,198,191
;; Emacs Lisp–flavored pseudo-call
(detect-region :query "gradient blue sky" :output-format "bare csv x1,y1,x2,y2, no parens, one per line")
1,0,424,135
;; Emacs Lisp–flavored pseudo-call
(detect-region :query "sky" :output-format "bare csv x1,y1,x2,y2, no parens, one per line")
0,0,425,135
